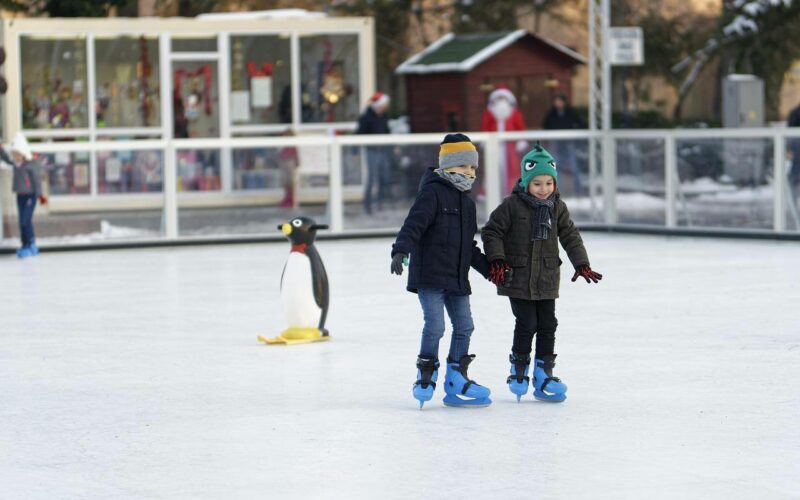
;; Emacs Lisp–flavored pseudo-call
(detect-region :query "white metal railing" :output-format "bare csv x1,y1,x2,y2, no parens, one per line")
2,128,800,245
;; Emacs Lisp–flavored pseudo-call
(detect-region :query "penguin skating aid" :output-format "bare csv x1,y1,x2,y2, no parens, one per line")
258,217,331,345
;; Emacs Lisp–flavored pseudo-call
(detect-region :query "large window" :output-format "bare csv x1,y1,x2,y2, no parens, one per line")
229,35,292,126
94,36,161,129
20,36,88,129
299,34,360,123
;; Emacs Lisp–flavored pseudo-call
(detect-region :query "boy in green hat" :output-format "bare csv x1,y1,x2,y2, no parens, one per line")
481,143,603,402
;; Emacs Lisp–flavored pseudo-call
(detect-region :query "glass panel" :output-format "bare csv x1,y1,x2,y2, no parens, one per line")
616,138,665,225
232,145,288,193
95,36,161,128
230,35,292,125
342,142,440,230
20,36,88,129
97,150,163,194
171,37,217,52
676,138,773,229
177,147,330,236
177,149,220,192
39,151,92,195
299,34,360,123
172,61,219,138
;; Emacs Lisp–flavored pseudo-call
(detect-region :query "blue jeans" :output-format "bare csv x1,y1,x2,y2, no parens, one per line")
16,194,37,247
364,148,391,213
417,288,474,362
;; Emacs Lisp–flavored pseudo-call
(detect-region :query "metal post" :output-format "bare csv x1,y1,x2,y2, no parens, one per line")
163,141,178,239
603,134,616,224
483,134,502,223
218,32,233,193
665,134,677,227
773,133,786,232
328,137,344,233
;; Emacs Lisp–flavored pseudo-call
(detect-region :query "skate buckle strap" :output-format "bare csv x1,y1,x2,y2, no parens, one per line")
414,379,436,390
507,374,530,384
541,376,560,392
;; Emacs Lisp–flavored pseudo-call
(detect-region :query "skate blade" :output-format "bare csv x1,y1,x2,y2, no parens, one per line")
443,395,492,408
257,335,331,345
533,390,566,403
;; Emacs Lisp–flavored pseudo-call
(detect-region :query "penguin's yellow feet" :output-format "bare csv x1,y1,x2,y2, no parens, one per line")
258,327,331,345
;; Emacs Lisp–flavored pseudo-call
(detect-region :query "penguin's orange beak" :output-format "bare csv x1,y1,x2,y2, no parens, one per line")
280,223,292,235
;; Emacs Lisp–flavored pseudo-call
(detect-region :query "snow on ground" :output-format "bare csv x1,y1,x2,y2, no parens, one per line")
1,235,799,499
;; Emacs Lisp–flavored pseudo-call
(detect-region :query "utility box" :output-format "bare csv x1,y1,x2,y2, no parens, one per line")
722,74,766,185
722,74,764,127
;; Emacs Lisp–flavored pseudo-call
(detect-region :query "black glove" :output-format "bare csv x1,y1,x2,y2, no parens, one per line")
391,253,407,275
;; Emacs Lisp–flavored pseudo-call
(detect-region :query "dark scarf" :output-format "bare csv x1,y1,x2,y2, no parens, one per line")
517,191,555,241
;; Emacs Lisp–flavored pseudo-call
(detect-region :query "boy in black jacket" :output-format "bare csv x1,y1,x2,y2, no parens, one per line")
390,133,492,409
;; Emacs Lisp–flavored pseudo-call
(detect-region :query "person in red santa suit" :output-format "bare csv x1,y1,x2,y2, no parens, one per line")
481,86,528,195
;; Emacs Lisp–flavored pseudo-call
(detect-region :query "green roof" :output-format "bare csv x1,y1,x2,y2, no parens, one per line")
415,32,510,65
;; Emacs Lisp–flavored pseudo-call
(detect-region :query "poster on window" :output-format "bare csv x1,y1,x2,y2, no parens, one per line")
74,163,90,188
231,91,251,122
251,76,272,108
105,157,122,183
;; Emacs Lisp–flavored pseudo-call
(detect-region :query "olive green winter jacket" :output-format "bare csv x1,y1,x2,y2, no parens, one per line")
481,191,589,300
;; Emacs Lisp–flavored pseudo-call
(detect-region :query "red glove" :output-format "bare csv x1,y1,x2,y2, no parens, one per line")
489,259,512,286
571,265,602,284
38,195,48,205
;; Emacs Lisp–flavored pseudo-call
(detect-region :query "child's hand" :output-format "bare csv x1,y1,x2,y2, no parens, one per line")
38,195,48,205
571,265,602,284
391,253,408,276
489,259,512,286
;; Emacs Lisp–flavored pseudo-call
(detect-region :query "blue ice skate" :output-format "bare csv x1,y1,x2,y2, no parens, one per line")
16,247,33,259
507,352,531,402
533,355,567,403
29,241,39,256
443,354,492,408
412,357,439,409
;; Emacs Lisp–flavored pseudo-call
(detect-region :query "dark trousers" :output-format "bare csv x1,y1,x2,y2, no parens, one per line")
364,148,390,213
16,194,37,247
509,298,558,358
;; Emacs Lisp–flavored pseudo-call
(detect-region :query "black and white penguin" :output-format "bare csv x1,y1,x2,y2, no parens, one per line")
260,216,330,345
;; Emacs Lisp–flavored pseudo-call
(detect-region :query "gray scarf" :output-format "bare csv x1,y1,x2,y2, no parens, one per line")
518,191,555,240
435,168,475,192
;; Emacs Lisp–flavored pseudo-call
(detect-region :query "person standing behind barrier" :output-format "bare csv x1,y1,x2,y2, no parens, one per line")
0,132,47,258
788,103,800,199
357,91,391,214
543,95,585,197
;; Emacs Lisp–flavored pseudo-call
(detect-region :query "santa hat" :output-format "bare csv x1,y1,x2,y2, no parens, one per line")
9,132,32,161
488,86,517,106
369,91,390,110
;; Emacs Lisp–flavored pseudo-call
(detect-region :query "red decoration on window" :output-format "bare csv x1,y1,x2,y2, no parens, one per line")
246,62,274,77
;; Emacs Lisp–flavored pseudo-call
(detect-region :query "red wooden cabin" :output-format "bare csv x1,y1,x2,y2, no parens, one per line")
397,30,586,133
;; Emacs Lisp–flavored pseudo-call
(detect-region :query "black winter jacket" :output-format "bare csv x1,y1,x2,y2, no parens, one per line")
392,168,490,294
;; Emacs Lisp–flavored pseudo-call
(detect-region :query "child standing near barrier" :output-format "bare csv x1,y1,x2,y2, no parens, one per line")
0,132,47,258
390,133,493,409
482,143,602,403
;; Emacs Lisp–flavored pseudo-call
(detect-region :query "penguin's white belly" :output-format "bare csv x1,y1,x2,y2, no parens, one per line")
280,252,322,328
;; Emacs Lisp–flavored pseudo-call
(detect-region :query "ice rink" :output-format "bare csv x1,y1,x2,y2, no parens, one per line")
1,234,799,499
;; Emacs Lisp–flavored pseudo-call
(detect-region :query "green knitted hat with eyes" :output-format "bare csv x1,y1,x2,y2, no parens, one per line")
519,143,558,188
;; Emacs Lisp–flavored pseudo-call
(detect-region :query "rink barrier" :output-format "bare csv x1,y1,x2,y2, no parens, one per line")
1,225,799,255
2,128,800,251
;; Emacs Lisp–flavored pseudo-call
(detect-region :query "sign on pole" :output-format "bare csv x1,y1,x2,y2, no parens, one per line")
608,27,643,66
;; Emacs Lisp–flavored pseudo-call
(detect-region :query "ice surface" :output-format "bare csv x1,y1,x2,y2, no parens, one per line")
1,234,799,498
